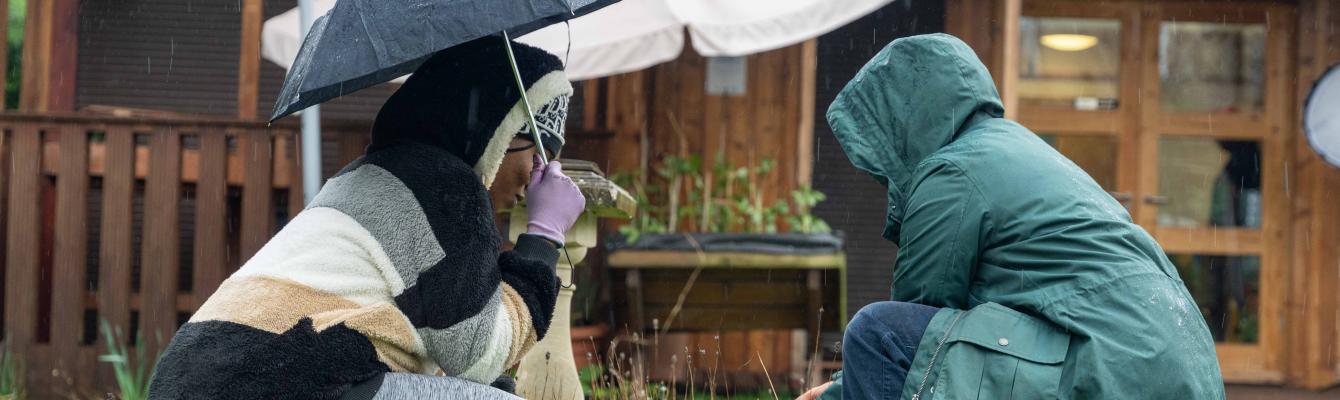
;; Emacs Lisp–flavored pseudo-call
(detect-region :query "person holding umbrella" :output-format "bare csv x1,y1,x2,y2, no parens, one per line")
797,34,1224,400
148,38,584,400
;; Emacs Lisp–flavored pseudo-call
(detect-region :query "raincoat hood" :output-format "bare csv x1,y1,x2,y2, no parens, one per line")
826,34,1003,239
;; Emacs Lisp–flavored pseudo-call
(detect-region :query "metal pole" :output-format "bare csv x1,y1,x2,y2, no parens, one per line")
502,32,584,399
501,32,550,164
298,0,322,204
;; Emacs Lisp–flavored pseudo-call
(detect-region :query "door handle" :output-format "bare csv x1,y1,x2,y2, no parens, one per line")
1108,191,1134,202
1144,195,1170,205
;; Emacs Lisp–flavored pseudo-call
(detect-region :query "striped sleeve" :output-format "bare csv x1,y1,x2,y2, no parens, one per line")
414,234,559,382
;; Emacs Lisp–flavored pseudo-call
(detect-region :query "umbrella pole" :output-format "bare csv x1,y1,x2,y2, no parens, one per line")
502,32,585,400
299,0,322,204
501,31,551,164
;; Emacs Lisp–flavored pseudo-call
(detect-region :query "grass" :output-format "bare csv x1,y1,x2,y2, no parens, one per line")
98,321,160,400
79,319,806,400
0,338,24,399
577,333,801,400
582,364,795,400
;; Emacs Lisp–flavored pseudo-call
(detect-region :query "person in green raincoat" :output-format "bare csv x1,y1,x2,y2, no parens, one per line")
797,34,1224,400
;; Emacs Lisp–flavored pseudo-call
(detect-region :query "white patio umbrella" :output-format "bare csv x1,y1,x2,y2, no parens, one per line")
517,0,896,80
262,0,896,82
262,0,330,70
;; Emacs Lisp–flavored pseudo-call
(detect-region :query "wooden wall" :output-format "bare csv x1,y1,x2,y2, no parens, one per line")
76,0,243,116
1289,0,1340,390
72,0,396,122
583,42,816,210
17,0,79,112
945,0,1021,119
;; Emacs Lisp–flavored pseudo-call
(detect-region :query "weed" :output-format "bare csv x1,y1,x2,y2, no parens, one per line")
97,321,160,400
0,338,25,399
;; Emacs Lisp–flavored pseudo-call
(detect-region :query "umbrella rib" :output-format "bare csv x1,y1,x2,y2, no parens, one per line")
501,31,551,163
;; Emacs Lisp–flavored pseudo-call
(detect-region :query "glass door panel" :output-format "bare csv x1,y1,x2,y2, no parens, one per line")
1019,17,1122,110
1155,137,1262,229
1158,22,1266,114
1167,254,1261,344
1142,5,1284,377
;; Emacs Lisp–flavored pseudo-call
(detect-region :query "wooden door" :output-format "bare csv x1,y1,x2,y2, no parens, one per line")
1017,0,1295,383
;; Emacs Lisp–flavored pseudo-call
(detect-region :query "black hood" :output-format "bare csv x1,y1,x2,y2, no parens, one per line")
369,37,571,186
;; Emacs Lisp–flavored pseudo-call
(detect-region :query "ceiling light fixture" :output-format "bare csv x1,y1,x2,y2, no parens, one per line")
1040,34,1099,51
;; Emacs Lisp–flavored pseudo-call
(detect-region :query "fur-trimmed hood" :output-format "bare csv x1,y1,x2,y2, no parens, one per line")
369,37,572,188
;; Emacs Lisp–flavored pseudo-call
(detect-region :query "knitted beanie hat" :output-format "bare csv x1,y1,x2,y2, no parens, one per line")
369,37,572,188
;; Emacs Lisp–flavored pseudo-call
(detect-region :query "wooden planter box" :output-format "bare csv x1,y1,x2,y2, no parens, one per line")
608,233,847,335
607,233,846,389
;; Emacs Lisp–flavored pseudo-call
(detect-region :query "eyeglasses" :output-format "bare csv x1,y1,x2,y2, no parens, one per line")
506,141,536,153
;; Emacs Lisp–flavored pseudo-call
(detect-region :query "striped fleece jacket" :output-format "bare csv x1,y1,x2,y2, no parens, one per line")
147,145,560,399
148,38,573,400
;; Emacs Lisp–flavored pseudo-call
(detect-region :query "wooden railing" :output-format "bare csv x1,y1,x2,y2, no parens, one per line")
0,112,370,397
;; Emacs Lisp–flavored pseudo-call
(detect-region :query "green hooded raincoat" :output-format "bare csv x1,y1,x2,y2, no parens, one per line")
822,34,1224,399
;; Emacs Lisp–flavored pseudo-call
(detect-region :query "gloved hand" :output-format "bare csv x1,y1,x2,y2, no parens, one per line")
525,156,585,246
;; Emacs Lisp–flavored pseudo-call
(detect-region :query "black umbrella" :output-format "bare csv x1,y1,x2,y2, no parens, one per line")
269,0,618,123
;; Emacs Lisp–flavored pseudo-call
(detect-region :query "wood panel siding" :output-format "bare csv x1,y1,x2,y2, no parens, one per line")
1290,0,1340,389
74,0,391,122
50,0,80,111
238,0,262,119
76,0,243,115
591,41,819,234
946,0,1020,119
20,0,51,111
635,44,810,215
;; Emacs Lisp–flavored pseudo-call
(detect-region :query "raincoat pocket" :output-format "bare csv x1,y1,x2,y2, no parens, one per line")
930,302,1069,399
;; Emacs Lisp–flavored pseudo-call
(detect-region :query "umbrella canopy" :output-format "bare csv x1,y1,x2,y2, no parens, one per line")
263,0,895,84
516,0,896,80
268,0,617,122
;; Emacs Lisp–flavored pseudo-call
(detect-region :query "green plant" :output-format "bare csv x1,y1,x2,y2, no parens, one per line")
615,153,829,241
787,186,831,234
0,339,24,399
656,154,703,232
613,169,668,244
6,0,24,110
99,321,160,400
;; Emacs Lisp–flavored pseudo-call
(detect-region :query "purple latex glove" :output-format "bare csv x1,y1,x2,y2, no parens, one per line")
526,157,586,246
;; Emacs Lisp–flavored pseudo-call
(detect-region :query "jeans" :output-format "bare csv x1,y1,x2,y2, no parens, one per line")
841,301,939,400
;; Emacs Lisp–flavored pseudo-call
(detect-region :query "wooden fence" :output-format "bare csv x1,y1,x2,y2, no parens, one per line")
0,112,370,397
